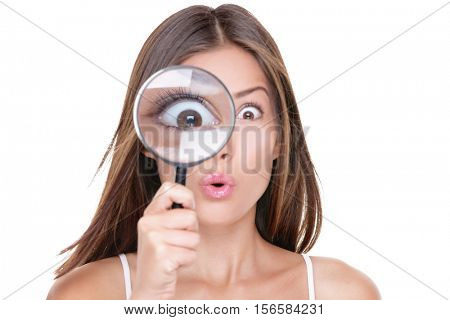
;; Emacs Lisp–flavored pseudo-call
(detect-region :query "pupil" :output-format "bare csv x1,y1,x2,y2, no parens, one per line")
243,111,254,120
178,110,202,128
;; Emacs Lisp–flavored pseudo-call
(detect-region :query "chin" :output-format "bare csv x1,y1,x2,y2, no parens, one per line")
196,200,252,226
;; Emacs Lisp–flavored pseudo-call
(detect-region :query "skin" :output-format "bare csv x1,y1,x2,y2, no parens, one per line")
47,43,381,300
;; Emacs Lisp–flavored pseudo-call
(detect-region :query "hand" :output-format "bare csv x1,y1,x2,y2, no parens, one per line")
129,181,199,299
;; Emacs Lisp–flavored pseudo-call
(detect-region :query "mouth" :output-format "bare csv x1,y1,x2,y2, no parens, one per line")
211,183,224,187
200,173,235,199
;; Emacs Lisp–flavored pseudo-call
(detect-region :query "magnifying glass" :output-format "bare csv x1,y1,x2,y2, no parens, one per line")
133,65,236,209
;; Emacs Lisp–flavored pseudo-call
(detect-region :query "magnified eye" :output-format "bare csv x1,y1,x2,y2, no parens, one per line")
158,100,219,129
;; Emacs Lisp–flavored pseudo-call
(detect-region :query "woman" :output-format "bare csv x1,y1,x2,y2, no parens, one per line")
47,4,381,300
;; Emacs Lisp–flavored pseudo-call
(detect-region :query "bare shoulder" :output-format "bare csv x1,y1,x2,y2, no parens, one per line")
311,255,381,300
46,255,125,300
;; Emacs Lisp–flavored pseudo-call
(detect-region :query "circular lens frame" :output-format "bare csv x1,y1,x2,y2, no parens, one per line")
133,64,236,167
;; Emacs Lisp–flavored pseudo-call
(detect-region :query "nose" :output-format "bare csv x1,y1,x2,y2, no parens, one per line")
216,138,232,161
219,150,231,160
186,131,234,178
202,132,233,172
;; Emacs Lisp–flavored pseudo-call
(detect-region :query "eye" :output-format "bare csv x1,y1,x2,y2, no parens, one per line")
158,100,220,129
237,104,263,120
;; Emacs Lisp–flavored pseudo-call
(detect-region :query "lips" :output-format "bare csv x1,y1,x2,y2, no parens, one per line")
200,173,235,199
200,173,236,187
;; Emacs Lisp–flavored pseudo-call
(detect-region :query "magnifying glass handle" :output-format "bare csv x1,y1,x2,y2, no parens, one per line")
171,166,187,209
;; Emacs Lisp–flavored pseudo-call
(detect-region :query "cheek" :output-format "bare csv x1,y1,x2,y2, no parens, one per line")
231,127,277,207
239,127,277,178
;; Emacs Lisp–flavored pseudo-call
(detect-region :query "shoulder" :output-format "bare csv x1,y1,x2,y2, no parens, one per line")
46,255,125,300
310,255,381,300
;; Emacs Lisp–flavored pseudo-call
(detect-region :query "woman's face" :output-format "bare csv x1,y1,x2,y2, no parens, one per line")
143,44,280,227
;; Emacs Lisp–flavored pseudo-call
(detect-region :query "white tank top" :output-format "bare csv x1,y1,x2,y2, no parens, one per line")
118,252,315,300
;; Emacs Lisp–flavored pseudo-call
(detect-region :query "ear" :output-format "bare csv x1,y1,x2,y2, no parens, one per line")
272,140,281,161
272,129,281,161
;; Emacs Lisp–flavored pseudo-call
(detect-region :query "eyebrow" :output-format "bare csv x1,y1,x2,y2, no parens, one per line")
233,86,270,99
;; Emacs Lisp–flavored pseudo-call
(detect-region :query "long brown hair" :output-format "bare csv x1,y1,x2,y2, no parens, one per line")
54,4,322,279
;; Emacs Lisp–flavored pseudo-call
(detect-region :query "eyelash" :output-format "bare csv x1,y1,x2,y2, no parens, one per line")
152,87,206,116
151,88,264,121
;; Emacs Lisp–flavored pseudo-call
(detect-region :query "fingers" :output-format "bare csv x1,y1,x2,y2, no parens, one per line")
146,182,196,214
160,246,198,274
138,209,199,232
150,229,200,249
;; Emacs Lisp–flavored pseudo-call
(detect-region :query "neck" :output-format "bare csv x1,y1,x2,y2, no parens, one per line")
179,204,271,287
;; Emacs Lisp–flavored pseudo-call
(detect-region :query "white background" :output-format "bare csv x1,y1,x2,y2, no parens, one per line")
0,0,448,301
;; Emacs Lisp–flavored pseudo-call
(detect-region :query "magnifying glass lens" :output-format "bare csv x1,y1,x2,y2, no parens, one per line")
134,66,235,167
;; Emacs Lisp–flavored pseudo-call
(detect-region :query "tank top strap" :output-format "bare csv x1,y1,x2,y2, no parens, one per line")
118,253,132,300
301,254,316,300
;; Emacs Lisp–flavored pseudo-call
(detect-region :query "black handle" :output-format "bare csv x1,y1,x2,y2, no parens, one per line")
171,166,187,209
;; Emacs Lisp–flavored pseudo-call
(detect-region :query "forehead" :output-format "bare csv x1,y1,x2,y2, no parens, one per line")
179,44,269,96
